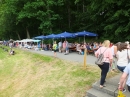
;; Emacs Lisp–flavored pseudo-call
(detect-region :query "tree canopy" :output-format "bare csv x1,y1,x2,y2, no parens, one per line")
0,0,130,42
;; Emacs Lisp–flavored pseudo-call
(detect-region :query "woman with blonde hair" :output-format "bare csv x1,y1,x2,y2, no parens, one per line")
95,40,113,88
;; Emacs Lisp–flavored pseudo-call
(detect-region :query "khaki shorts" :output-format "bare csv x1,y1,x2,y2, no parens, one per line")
59,46,62,51
62,48,66,52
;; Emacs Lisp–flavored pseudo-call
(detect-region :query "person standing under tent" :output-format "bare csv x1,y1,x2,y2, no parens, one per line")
58,41,62,53
62,41,66,53
65,40,69,55
53,41,57,57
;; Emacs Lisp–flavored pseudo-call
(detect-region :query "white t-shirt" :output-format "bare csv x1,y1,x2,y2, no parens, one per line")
124,64,130,86
58,42,62,47
110,45,115,56
116,49,130,67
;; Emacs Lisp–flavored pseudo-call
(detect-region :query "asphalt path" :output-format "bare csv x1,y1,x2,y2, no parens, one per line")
28,50,97,65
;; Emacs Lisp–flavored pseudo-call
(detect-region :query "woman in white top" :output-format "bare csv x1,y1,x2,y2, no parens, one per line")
116,43,130,72
110,42,121,71
116,43,130,91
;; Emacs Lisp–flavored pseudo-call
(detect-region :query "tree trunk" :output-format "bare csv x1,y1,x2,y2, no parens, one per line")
26,27,30,39
83,0,85,13
16,32,21,40
47,4,52,33
67,2,71,29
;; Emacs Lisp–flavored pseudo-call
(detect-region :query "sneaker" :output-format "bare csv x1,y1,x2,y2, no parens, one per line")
122,88,126,92
64,53,68,55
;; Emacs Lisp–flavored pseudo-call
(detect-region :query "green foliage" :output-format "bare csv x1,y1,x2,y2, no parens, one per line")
0,0,130,41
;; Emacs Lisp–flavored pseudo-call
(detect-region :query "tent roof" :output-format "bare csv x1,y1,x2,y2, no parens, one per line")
56,32,75,38
74,31,98,37
19,39,41,42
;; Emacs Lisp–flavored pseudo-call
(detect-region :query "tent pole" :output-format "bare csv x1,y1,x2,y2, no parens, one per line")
53,38,54,44
79,37,80,43
84,36,85,43
42,39,43,49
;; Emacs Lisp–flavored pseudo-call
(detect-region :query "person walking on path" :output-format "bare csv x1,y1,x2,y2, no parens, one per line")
53,41,57,57
118,64,130,92
116,42,130,92
110,43,117,71
95,40,113,88
65,40,69,55
109,42,121,71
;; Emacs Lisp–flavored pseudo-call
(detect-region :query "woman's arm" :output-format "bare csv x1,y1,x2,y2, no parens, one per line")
108,48,113,66
114,46,117,55
95,48,100,58
118,72,128,90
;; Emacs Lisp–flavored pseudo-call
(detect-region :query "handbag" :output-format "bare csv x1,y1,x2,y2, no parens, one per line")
127,49,130,63
117,90,126,97
95,48,107,65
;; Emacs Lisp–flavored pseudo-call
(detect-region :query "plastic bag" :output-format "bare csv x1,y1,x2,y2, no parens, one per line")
117,90,126,97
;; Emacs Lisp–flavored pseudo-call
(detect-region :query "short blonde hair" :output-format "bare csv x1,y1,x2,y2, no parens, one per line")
102,40,110,48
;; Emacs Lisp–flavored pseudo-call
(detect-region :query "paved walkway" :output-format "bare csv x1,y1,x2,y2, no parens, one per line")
28,50,97,65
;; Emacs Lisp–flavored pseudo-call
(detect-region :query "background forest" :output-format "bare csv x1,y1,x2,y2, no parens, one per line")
0,0,130,42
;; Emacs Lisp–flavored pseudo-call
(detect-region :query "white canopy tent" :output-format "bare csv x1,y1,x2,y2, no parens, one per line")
18,39,41,42
15,39,41,49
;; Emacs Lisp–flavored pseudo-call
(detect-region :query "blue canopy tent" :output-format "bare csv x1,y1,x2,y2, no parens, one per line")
74,31,98,42
56,32,75,40
45,34,60,39
74,31,98,36
45,34,60,44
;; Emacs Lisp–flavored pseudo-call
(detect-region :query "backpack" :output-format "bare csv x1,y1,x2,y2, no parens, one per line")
95,48,107,65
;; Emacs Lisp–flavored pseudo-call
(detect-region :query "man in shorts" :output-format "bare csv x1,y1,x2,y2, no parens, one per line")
53,41,57,57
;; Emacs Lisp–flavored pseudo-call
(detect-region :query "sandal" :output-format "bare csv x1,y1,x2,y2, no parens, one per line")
100,85,106,88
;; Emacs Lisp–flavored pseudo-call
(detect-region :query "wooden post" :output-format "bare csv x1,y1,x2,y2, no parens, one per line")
83,48,87,69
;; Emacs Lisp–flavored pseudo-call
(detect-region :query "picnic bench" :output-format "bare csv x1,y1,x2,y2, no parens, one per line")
69,47,76,52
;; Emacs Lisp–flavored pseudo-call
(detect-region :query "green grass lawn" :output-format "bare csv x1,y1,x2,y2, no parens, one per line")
0,46,118,97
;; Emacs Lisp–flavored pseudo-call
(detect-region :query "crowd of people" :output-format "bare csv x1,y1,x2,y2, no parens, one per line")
2,40,102,55
51,41,103,57
95,40,130,93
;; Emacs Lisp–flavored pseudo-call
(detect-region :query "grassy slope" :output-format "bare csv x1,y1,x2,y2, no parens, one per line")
0,47,118,97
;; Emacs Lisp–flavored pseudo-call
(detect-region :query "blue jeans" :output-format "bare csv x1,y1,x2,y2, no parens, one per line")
98,62,109,85
117,65,126,72
66,47,69,51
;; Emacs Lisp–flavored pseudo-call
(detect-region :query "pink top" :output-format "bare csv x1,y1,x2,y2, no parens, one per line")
63,42,66,48
95,47,113,63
